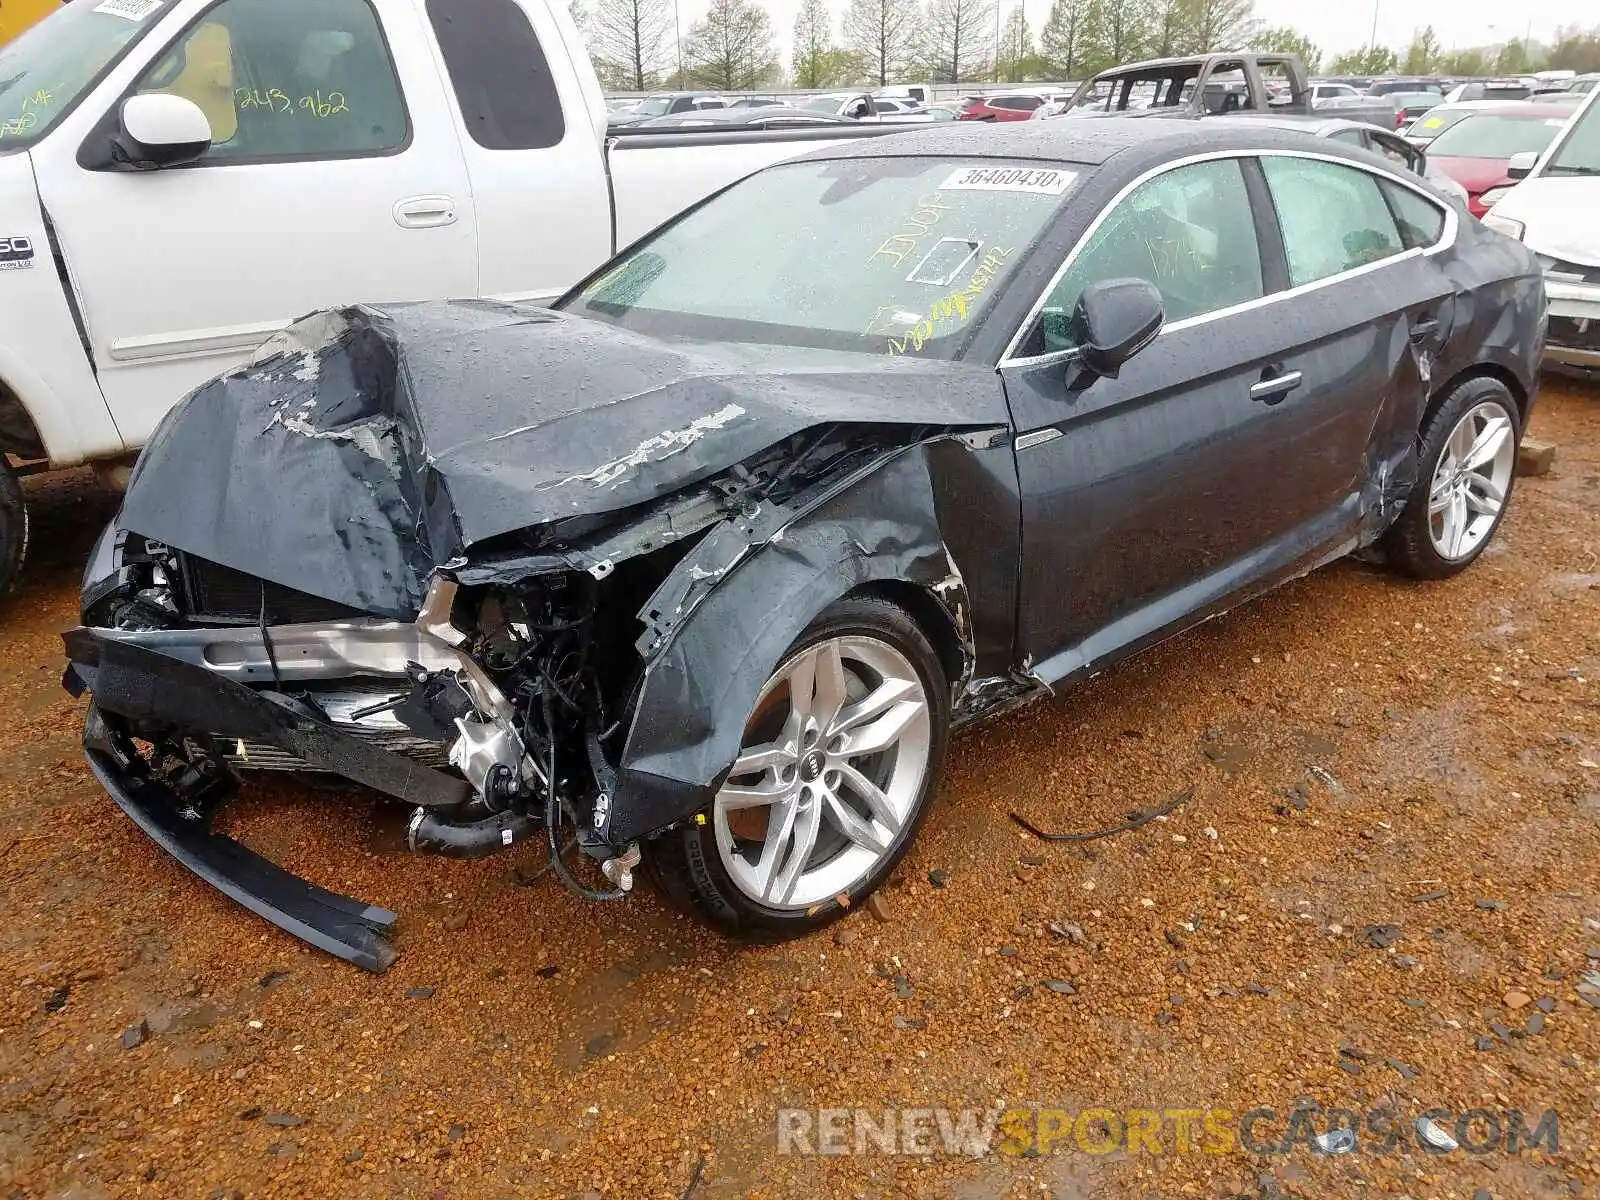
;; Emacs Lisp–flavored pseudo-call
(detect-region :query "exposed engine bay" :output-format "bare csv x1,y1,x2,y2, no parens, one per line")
66,422,1005,918
62,301,1030,968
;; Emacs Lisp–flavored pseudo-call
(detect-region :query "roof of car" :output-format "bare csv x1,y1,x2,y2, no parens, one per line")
795,117,1393,168
1459,102,1578,118
1206,113,1370,137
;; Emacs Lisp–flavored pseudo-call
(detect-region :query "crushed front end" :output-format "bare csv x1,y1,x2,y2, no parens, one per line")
65,534,659,968
62,302,1012,968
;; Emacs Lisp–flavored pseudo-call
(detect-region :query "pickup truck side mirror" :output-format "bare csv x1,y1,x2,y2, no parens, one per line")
1075,278,1165,379
113,94,213,170
1506,151,1539,180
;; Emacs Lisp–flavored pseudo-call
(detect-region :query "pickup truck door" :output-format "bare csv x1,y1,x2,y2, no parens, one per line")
421,0,612,302
28,0,479,449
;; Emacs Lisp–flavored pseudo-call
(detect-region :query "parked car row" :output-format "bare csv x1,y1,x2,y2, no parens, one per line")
608,90,948,133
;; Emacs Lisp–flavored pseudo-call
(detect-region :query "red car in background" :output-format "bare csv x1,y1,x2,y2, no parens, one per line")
1423,103,1573,217
956,93,1046,121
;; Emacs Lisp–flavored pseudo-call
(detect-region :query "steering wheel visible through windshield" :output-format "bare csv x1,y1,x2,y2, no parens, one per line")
559,157,1081,359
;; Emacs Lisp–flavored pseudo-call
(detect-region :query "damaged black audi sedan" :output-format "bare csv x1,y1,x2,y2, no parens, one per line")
65,122,1544,969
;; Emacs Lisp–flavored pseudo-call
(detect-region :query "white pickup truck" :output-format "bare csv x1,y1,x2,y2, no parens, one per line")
0,0,904,596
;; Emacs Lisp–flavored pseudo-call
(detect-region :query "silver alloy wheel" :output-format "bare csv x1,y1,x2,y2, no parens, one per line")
1428,399,1515,561
712,635,932,911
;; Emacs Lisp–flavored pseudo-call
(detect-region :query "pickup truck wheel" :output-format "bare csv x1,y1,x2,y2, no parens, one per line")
1382,376,1521,580
650,595,949,940
0,459,27,601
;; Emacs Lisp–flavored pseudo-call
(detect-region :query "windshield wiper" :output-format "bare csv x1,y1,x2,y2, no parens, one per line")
1544,164,1600,177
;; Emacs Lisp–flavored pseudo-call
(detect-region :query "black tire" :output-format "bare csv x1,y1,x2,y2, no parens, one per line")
1381,375,1522,580
0,458,27,601
650,594,950,940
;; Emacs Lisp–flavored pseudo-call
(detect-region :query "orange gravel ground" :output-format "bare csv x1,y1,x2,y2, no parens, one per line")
0,382,1597,1200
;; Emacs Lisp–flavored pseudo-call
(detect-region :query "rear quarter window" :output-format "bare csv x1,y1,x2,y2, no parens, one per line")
1379,180,1446,249
425,0,564,150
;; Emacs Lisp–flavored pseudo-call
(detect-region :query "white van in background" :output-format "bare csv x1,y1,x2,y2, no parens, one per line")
1484,88,1600,379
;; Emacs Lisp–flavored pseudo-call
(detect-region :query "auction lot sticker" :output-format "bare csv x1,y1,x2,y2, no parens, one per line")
940,166,1078,194
0,236,35,271
94,0,165,20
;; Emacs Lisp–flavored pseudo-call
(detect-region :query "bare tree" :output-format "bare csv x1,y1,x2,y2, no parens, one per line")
920,0,997,83
793,0,838,88
585,0,673,91
1183,0,1253,52
996,6,1033,81
685,0,778,90
1078,0,1149,74
1039,0,1085,78
842,0,919,88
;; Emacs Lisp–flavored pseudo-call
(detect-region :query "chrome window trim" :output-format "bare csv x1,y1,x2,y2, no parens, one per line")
998,147,1459,369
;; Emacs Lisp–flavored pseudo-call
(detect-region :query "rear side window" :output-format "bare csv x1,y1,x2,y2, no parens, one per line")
133,0,408,161
1262,157,1405,287
1380,180,1446,249
425,0,564,150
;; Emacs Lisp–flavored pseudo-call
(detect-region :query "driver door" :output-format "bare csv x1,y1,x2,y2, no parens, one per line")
1000,156,1339,680
28,0,477,449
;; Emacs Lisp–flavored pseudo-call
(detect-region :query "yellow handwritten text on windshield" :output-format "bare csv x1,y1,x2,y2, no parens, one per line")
868,195,952,268
884,246,1013,355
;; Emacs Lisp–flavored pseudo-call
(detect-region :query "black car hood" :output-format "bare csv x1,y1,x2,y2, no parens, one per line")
119,300,1006,619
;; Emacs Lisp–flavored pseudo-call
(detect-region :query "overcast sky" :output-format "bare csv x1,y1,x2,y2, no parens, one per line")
661,0,1598,70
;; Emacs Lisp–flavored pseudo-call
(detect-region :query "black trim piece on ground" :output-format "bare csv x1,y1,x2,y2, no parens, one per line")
84,706,399,972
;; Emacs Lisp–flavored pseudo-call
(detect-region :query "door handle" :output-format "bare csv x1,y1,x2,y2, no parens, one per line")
1409,317,1440,343
1250,370,1303,404
393,195,458,230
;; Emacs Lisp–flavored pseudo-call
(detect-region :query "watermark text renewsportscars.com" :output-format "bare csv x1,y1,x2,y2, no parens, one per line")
775,1105,1561,1158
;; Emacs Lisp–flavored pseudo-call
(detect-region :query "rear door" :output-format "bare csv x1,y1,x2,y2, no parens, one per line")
1255,152,1456,517
30,0,480,448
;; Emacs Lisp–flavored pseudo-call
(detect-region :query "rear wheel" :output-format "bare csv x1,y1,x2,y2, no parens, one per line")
651,595,949,939
0,459,28,601
1382,376,1520,580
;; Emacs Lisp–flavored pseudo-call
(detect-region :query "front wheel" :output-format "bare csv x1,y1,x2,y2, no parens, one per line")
651,595,949,940
1382,376,1521,580
0,458,28,601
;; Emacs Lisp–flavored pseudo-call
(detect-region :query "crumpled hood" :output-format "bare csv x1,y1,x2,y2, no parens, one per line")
1492,177,1600,267
119,300,1004,619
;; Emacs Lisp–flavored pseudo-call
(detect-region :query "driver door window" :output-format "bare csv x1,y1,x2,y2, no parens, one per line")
1032,158,1265,355
133,0,408,161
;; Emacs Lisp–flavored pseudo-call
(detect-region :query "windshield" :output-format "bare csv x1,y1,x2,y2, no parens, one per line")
1546,97,1600,176
0,0,172,149
1408,106,1478,140
631,97,670,115
801,96,844,112
559,157,1079,358
1427,113,1565,159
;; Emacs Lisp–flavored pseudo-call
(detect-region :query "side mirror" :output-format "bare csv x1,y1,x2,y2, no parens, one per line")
1506,150,1538,180
1075,278,1165,378
113,94,212,169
